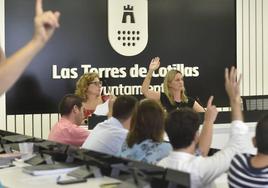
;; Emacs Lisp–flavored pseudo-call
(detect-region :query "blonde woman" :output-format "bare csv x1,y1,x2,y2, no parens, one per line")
141,57,204,113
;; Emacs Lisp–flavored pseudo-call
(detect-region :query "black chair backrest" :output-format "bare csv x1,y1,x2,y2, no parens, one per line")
165,168,190,188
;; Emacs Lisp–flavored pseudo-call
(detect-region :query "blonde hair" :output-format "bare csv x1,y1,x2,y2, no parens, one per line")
75,72,99,101
163,70,188,105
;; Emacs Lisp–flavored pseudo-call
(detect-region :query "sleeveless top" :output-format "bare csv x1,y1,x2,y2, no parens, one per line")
160,93,195,112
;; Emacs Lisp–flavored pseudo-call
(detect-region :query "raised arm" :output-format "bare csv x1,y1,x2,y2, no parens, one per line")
198,96,218,156
107,95,117,118
196,67,247,183
225,67,243,121
0,0,60,95
199,67,242,156
141,57,161,100
0,46,5,63
193,101,206,112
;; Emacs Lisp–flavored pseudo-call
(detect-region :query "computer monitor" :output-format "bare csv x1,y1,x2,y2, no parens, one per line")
242,95,268,111
88,114,107,130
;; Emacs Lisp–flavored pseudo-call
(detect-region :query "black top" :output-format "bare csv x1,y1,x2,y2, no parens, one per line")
160,93,195,112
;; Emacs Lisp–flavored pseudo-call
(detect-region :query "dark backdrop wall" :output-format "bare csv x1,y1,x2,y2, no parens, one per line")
5,0,236,114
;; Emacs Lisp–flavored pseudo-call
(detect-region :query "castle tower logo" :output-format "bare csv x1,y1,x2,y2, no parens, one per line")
108,0,148,56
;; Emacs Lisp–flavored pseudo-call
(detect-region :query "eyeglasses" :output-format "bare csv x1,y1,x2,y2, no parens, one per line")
89,81,102,86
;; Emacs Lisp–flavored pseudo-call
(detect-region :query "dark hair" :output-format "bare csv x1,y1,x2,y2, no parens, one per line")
126,99,165,147
165,108,200,149
255,114,268,154
59,94,83,116
112,95,138,120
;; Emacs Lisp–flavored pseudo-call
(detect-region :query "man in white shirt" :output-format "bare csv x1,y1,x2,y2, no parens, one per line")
158,67,248,188
82,96,137,155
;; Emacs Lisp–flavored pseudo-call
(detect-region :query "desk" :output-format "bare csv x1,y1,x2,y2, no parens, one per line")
163,121,257,154
202,110,268,124
199,110,264,154
210,122,257,154
0,161,120,188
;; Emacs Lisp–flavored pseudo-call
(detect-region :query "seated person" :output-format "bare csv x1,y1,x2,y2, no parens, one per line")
118,99,173,164
141,57,205,113
228,113,268,187
82,95,138,155
118,96,217,164
48,94,89,147
158,67,249,188
75,72,112,122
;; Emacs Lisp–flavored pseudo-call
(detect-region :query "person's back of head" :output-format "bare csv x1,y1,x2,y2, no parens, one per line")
165,108,200,149
127,99,165,147
112,95,138,121
255,114,268,154
59,94,83,116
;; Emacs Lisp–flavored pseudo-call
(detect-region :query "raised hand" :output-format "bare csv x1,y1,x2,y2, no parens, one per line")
108,95,117,117
0,0,61,95
204,96,218,125
33,0,60,44
149,57,160,71
198,96,218,156
225,66,241,102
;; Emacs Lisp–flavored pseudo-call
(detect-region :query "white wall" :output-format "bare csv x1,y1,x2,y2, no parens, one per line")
0,0,6,131
0,0,267,139
237,0,268,95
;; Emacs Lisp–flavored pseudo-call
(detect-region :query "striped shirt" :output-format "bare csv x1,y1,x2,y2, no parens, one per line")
228,153,268,188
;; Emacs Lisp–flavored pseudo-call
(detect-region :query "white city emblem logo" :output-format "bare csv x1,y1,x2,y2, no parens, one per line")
108,0,148,56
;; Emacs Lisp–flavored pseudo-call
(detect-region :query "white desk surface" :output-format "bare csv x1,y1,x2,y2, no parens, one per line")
214,173,228,188
0,161,120,188
0,162,231,188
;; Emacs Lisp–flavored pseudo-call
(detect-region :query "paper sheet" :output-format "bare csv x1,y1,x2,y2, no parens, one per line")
93,99,109,116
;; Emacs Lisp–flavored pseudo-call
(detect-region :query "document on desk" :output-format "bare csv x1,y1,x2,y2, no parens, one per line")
0,152,23,160
22,163,79,176
94,99,109,116
0,152,23,168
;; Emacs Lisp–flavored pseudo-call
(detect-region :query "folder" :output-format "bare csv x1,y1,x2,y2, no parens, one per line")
22,163,79,176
